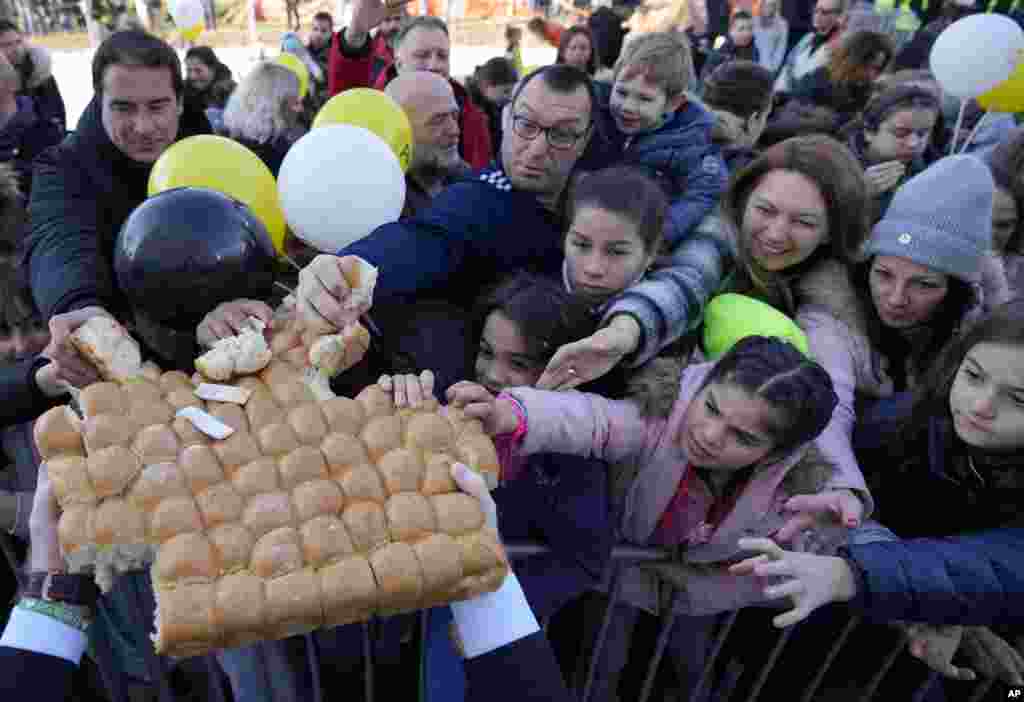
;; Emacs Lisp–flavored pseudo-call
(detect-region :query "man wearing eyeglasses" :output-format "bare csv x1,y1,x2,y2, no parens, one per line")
290,64,726,397
775,0,849,94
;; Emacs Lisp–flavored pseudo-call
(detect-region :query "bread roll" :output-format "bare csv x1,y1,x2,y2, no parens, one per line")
250,527,303,579
79,383,125,417
292,479,344,523
299,515,354,567
86,445,142,498
377,448,425,495
320,433,370,477
166,388,203,411
320,397,366,436
46,455,95,506
256,423,299,457
245,390,284,430
385,493,436,542
155,533,219,585
208,403,249,434
320,556,378,627
141,361,163,382
195,483,244,528
336,464,387,504
342,502,389,553
308,323,371,378
149,496,203,543
172,415,210,448
271,378,316,409
242,491,295,538
355,385,393,420
266,568,323,638
341,256,378,311
214,573,267,648
369,543,423,616
414,533,465,608
288,404,327,444
231,457,280,497
71,316,143,382
431,493,485,536
455,434,500,486
153,584,217,655
58,503,94,556
159,371,194,393
121,380,163,406
405,413,454,454
128,462,190,512
82,414,139,454
213,431,260,472
421,453,457,496
207,523,255,575
91,498,147,546
34,406,84,459
129,400,175,428
360,415,403,462
278,447,328,489
179,445,226,493
196,327,272,382
132,424,180,465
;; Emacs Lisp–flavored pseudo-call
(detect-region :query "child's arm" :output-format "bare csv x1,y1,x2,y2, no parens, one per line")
662,119,728,248
602,212,732,367
448,382,654,465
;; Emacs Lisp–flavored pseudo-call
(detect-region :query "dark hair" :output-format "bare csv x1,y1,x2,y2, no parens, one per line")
828,30,894,86
704,335,838,456
731,10,753,22
723,135,870,312
893,298,1024,450
703,60,774,119
852,256,975,392
0,19,19,34
395,15,448,47
859,84,939,133
568,166,668,254
986,126,1024,253
474,57,518,87
313,11,333,25
93,30,184,99
186,45,220,69
510,64,596,123
473,272,596,365
0,162,24,254
557,25,598,76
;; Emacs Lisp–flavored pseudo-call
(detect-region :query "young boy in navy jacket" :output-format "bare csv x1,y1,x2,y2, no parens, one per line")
581,32,727,246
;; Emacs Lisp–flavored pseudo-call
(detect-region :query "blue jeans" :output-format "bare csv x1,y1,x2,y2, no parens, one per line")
216,637,312,702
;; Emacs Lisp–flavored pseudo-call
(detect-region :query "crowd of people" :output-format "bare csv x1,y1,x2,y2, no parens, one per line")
0,0,1022,699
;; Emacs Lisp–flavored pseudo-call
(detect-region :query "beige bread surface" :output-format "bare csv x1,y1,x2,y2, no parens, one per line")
71,316,144,382
35,369,504,658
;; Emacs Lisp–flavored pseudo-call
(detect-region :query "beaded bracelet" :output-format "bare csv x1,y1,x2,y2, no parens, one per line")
18,597,93,633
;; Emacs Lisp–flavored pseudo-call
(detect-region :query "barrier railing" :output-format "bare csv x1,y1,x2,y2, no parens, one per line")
76,542,1004,701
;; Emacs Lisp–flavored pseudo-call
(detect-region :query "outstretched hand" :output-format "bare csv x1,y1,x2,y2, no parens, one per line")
536,317,641,390
446,381,520,436
775,489,863,544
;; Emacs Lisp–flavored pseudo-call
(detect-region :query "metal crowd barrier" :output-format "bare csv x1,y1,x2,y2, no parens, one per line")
81,543,1004,702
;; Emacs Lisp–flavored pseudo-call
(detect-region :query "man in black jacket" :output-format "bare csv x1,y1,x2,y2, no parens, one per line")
24,30,210,386
0,20,66,133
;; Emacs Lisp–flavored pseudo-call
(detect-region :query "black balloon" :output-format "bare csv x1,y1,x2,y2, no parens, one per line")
115,187,276,329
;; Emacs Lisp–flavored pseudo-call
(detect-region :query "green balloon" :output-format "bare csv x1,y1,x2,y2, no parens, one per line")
702,294,810,360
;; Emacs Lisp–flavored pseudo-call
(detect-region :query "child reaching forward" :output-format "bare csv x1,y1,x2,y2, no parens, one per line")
447,336,843,698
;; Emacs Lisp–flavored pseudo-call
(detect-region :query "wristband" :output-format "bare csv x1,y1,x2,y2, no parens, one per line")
496,392,528,442
18,597,93,633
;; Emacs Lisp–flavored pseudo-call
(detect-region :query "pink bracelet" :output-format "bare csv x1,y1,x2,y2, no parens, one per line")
497,392,528,442
495,393,528,484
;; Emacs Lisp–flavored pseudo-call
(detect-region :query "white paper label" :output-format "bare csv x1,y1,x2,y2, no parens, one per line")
175,407,235,440
194,384,252,405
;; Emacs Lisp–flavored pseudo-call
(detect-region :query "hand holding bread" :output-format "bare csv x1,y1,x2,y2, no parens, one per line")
446,382,520,437
48,307,121,387
197,300,274,348
297,255,377,334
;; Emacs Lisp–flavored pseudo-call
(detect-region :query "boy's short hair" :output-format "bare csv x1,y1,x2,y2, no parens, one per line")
313,12,333,26
613,32,693,99
731,10,753,22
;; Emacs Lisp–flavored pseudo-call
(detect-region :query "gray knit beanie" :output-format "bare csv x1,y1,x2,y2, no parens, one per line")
864,155,994,283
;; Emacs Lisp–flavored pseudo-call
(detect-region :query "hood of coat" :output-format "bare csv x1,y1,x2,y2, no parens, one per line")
20,46,52,90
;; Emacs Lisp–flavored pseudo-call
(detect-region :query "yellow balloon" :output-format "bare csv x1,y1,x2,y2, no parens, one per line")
276,53,310,100
313,88,413,172
148,135,288,256
181,22,203,42
978,62,1024,113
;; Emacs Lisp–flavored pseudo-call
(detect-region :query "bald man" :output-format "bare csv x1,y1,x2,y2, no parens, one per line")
385,71,469,218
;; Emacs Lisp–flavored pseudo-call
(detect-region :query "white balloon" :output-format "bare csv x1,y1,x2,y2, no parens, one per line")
172,0,204,29
930,14,1024,98
278,125,406,253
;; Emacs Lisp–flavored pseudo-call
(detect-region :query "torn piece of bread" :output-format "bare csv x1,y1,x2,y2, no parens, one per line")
308,322,371,379
341,257,378,313
71,317,143,382
196,320,273,382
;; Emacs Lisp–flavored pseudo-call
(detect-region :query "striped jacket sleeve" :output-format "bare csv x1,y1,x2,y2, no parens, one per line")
602,212,732,367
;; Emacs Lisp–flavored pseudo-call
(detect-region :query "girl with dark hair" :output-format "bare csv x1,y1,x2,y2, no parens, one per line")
467,57,519,155
556,25,598,76
985,126,1024,297
447,335,839,699
842,84,940,220
184,46,236,111
790,30,895,126
701,60,775,171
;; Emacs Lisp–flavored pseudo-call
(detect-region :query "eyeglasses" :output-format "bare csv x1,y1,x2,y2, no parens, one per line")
511,114,590,150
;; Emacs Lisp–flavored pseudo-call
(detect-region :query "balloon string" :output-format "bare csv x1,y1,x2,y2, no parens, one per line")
958,110,990,154
274,281,296,296
949,99,967,155
281,253,303,272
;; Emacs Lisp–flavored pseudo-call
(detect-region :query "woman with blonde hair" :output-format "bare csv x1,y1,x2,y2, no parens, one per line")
221,61,306,176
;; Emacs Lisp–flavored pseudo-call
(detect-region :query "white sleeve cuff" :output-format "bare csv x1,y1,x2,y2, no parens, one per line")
450,573,541,658
0,606,89,664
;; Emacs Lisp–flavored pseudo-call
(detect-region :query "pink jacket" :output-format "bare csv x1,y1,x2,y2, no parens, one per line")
506,361,840,616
